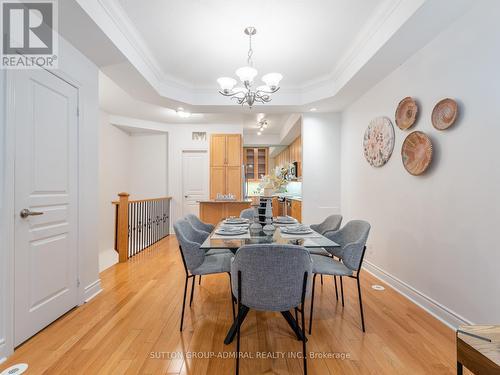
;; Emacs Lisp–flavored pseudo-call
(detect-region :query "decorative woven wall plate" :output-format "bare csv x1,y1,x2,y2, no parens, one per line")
395,97,418,130
363,117,395,167
401,131,433,175
432,98,458,130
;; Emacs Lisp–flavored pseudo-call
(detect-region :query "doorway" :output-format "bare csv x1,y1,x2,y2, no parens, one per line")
12,68,79,346
182,151,208,217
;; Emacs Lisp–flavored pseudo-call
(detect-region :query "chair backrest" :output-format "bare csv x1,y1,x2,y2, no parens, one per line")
183,219,210,244
310,214,343,235
185,214,213,233
231,244,312,312
334,220,371,271
240,208,254,220
173,219,206,271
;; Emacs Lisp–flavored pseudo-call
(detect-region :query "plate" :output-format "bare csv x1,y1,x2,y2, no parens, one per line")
224,218,249,225
280,225,313,235
395,97,418,130
274,216,297,224
432,98,458,130
215,229,247,236
401,131,433,176
281,228,314,235
363,117,395,167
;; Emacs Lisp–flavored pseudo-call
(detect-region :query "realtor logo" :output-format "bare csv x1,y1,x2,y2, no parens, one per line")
1,0,58,69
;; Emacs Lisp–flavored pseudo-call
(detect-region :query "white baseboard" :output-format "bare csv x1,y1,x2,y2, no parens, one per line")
83,279,102,303
363,260,472,330
99,248,118,272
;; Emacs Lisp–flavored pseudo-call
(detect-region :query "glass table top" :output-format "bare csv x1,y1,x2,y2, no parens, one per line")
200,223,340,250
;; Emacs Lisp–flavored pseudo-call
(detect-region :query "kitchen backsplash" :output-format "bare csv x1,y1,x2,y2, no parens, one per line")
246,181,302,197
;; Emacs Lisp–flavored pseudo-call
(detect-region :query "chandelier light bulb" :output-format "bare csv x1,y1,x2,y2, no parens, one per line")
262,73,283,90
217,77,237,93
236,66,258,83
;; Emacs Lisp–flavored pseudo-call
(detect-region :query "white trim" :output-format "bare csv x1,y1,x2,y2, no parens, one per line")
363,260,472,329
75,0,433,106
83,280,103,303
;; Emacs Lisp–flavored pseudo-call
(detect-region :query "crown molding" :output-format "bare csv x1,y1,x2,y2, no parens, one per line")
77,0,464,108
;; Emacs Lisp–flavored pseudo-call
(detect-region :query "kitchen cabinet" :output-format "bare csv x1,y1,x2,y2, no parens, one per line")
272,197,279,217
274,136,302,178
200,201,252,225
244,147,268,181
290,199,302,223
210,134,242,200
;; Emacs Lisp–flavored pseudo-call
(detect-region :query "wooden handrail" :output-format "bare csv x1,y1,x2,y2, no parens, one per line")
112,196,172,205
113,192,171,262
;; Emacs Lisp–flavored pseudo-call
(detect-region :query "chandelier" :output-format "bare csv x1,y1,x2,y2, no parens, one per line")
217,27,283,108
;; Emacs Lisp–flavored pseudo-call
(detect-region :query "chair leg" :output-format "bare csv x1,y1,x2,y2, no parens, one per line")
236,271,242,375
356,276,366,332
340,276,344,307
180,276,189,331
228,273,235,320
295,307,298,324
189,275,196,307
320,274,323,285
334,276,338,301
199,275,202,285
308,273,317,334
301,301,308,375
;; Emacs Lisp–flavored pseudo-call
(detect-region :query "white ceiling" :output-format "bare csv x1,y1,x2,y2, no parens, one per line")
67,0,474,114
116,0,384,89
99,71,293,133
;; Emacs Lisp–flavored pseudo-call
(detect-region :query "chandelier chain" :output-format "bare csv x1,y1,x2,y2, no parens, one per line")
247,33,253,66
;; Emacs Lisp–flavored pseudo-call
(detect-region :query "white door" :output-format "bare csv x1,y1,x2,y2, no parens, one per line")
182,151,208,216
13,68,79,346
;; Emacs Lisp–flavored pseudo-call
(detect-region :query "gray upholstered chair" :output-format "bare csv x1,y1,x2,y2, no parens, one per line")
184,216,233,286
310,214,343,235
309,220,370,333
185,214,215,233
173,219,234,331
239,208,254,220
230,244,312,375
308,214,343,258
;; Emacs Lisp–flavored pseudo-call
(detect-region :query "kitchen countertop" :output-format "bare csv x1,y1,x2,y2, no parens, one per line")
198,200,253,204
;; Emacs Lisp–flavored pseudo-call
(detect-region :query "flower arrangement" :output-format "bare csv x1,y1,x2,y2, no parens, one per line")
256,163,294,195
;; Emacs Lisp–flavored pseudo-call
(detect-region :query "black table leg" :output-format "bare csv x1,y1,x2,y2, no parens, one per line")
281,311,307,342
457,361,463,375
224,305,249,345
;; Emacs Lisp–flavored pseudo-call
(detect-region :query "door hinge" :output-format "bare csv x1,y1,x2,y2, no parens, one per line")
77,278,81,287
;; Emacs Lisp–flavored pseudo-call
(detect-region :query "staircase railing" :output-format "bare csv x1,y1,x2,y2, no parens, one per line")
112,193,171,262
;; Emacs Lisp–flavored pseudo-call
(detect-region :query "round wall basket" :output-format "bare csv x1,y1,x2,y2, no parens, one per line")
363,116,395,167
401,131,433,176
395,96,418,130
432,98,458,130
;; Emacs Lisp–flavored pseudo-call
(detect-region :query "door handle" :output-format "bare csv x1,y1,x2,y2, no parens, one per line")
20,209,44,218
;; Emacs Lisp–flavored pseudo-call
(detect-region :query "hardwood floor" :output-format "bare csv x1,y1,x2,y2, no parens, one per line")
1,236,461,374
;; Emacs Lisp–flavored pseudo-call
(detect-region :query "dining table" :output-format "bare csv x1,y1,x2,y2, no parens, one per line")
200,219,340,345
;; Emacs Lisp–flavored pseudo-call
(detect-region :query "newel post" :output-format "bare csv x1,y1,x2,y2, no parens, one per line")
117,192,130,263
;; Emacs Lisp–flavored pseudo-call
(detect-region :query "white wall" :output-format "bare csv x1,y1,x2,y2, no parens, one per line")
98,111,131,270
98,112,168,271
0,36,100,360
129,134,168,199
302,113,342,225
340,0,500,326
